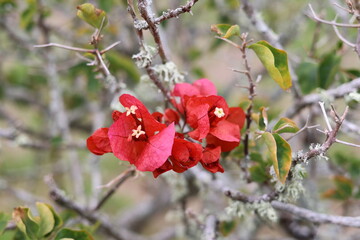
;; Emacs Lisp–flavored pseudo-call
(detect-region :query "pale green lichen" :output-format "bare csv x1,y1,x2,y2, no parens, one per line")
278,164,306,202
132,44,156,68
152,61,185,83
225,200,278,223
309,143,329,161
345,91,360,103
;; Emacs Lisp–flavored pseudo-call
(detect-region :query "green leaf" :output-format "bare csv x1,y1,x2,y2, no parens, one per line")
0,213,10,236
44,203,62,232
262,132,292,183
250,165,271,183
318,53,341,89
334,176,353,199
76,3,108,30
219,220,238,237
12,207,39,239
272,117,299,134
211,24,240,39
55,229,93,240
106,52,140,86
20,0,37,31
323,176,353,200
248,41,292,90
259,107,268,131
296,61,318,94
36,203,55,237
238,100,251,111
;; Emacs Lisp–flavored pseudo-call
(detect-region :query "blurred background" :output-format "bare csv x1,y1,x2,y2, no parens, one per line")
1,0,360,239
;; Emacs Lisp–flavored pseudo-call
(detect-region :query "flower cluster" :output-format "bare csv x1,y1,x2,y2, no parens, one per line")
87,79,245,177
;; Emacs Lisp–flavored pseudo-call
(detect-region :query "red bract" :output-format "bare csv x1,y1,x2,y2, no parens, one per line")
88,94,176,172
206,107,246,152
87,128,112,155
185,95,229,140
153,138,203,178
172,78,217,114
200,146,224,173
171,138,203,173
172,78,217,97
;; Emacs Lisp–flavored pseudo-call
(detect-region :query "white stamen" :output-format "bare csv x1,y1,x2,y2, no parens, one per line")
214,107,225,118
125,105,138,116
132,125,145,138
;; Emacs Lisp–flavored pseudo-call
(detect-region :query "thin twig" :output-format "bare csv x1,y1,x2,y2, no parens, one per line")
44,175,141,240
333,24,356,47
319,102,333,131
308,4,360,28
100,41,121,54
335,139,360,148
95,49,111,76
93,168,136,211
34,43,94,52
137,0,200,30
285,78,360,118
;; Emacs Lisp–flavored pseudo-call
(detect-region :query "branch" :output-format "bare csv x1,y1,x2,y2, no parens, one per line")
225,188,360,228
225,189,278,203
137,0,200,30
271,201,360,228
138,0,168,63
45,175,143,240
308,4,360,28
285,78,360,118
294,104,349,163
92,168,136,211
34,43,94,53
127,0,171,102
202,215,218,240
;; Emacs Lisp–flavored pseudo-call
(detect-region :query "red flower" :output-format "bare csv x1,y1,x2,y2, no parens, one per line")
172,78,217,114
206,107,246,152
172,78,217,97
200,146,224,173
171,138,203,173
88,94,176,172
185,95,229,140
87,128,112,155
153,138,203,178
151,109,180,125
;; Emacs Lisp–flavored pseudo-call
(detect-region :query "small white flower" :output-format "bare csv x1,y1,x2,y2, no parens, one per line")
125,105,138,116
214,107,225,118
132,125,145,138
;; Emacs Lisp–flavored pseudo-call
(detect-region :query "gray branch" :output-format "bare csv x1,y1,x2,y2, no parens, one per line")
271,201,360,228
285,78,360,118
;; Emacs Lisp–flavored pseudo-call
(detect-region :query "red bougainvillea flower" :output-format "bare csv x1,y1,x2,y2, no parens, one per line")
151,109,180,125
153,138,203,178
171,78,217,114
185,95,229,140
206,107,246,152
200,146,224,173
87,94,175,172
87,128,112,155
